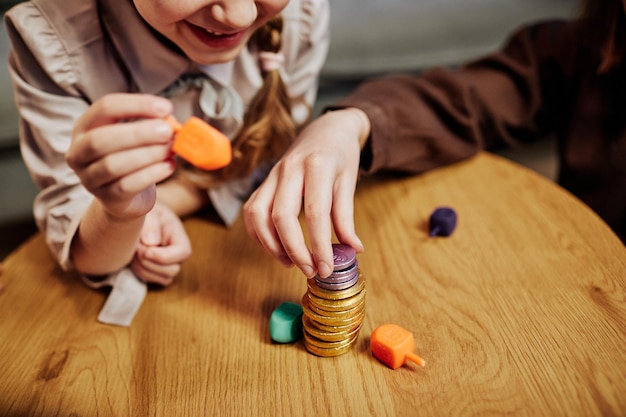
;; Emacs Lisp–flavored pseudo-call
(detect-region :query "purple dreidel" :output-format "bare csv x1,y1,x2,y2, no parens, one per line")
429,207,457,237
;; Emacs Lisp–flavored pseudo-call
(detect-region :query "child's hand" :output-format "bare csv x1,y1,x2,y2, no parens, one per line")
131,202,192,285
67,93,176,220
243,108,370,279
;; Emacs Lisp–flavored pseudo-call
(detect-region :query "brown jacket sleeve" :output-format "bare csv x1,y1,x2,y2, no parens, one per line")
329,20,581,175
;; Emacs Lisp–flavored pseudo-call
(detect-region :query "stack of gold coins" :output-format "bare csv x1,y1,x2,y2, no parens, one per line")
302,244,366,357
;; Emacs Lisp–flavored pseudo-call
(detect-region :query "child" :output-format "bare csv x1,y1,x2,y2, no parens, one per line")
5,0,329,286
243,0,626,279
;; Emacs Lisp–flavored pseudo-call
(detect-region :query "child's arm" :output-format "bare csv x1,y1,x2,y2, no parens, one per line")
67,93,177,276
156,178,210,218
243,108,369,279
244,22,573,278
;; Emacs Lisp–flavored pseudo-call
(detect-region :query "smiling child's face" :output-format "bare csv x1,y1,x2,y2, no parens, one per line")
133,0,289,65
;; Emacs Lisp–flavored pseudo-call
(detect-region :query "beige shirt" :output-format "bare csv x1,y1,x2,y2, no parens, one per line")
5,0,329,271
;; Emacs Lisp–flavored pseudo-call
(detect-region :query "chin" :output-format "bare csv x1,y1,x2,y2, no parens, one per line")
188,48,245,66
175,32,251,66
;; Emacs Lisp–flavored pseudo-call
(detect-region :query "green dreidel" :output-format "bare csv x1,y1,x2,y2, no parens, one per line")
269,302,303,343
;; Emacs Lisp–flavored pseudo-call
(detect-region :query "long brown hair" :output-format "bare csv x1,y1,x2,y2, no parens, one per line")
579,0,626,72
182,16,298,188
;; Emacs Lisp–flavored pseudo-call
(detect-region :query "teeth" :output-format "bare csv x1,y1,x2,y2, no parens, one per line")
206,30,224,36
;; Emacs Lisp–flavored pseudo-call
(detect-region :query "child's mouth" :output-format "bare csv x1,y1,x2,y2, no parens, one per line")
186,23,246,49
204,30,235,39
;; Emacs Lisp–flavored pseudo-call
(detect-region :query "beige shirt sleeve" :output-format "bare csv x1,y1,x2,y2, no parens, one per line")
5,0,330,269
6,4,93,271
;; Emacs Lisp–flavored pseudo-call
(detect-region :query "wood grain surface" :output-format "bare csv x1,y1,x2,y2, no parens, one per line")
0,152,624,417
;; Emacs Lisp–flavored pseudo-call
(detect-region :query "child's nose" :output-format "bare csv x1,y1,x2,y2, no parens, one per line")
210,0,258,30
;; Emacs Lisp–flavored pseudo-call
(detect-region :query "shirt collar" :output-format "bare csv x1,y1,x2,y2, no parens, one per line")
199,61,235,86
99,0,193,94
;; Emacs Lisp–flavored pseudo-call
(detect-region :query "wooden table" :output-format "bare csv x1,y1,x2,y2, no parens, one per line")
1,152,624,417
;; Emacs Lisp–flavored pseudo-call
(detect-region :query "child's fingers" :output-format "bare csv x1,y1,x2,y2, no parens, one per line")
68,118,173,170
130,257,179,286
139,242,192,266
74,93,172,133
270,164,317,278
302,162,335,279
243,174,294,268
93,160,176,204
78,143,173,190
330,172,363,254
133,240,192,286
140,211,163,247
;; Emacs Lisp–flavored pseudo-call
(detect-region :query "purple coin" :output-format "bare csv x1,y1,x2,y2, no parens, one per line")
315,273,359,290
316,261,359,284
332,244,356,271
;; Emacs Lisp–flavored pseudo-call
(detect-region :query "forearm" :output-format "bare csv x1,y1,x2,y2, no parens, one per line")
337,107,371,150
326,24,568,175
328,73,485,175
157,177,209,217
70,200,144,275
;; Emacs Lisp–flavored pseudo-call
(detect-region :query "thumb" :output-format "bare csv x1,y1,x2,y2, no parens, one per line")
141,213,162,247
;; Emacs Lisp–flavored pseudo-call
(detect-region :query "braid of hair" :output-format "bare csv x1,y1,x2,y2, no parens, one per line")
223,16,296,179
180,16,296,189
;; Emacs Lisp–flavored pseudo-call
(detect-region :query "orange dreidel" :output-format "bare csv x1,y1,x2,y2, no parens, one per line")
370,324,426,370
166,116,232,170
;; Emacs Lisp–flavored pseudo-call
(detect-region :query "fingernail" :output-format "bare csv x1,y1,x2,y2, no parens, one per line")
154,120,173,136
317,261,332,278
301,265,316,278
153,99,171,116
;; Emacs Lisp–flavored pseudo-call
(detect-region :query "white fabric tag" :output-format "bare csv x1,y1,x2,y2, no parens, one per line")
97,268,147,327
